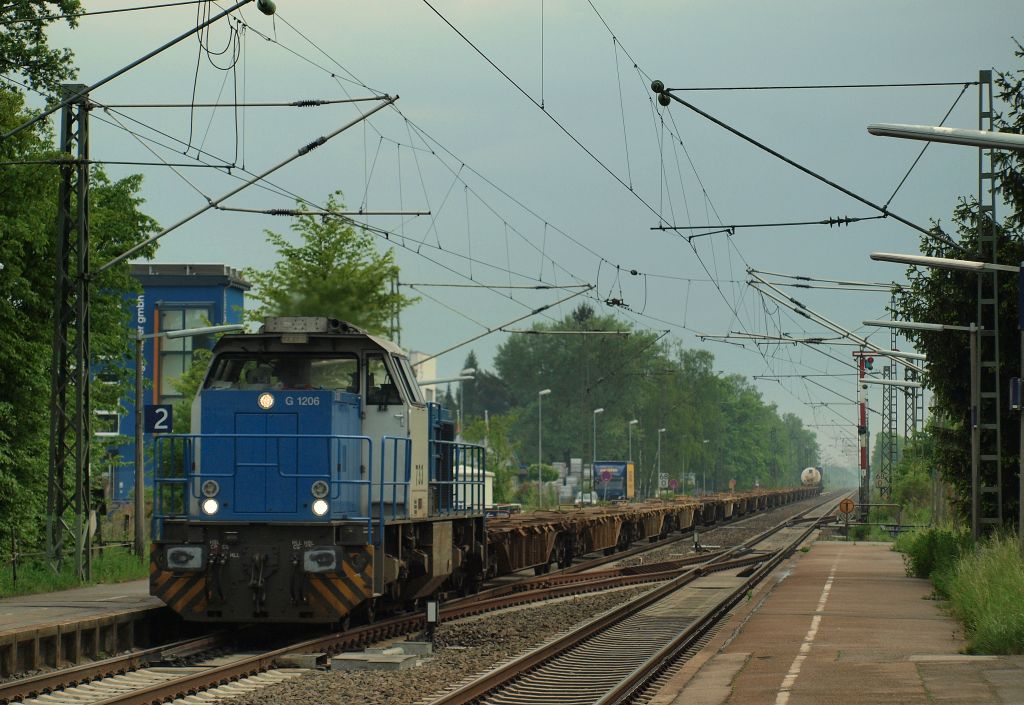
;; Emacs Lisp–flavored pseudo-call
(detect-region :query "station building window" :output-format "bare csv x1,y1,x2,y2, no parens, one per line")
158,306,212,404
94,410,120,437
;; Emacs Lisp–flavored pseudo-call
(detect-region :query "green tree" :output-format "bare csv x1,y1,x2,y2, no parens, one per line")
457,350,511,421
461,412,520,502
489,304,819,496
244,194,415,337
0,91,158,546
1,1,81,93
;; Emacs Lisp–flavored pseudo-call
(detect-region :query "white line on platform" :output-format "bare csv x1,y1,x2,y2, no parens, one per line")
774,554,840,705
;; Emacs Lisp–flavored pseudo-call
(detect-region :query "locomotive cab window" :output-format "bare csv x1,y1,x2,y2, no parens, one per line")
393,355,425,405
205,354,359,392
366,354,403,406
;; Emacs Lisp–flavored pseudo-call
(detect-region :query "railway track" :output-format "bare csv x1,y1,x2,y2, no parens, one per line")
1,493,836,705
421,492,848,705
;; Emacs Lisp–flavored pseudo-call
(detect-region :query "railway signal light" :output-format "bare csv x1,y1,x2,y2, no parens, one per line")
864,357,874,371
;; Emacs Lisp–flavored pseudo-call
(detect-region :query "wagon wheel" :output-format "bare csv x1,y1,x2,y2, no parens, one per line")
356,597,378,625
556,538,574,569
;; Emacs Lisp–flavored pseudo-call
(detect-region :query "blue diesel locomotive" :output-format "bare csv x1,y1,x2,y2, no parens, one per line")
149,317,486,625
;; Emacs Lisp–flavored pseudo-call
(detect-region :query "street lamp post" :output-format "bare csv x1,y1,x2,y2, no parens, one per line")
592,408,604,497
657,428,666,495
628,419,638,463
457,367,476,436
701,439,710,495
538,388,551,509
134,323,243,560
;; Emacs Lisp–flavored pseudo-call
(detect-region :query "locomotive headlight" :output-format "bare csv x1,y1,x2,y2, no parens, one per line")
201,498,220,515
201,480,220,498
257,392,275,410
311,499,329,516
311,480,329,499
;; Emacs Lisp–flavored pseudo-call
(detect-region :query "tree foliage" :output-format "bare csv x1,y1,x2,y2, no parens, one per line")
892,47,1024,523
1,1,81,93
461,412,519,503
244,194,415,337
456,350,511,419
0,89,158,546
458,304,820,494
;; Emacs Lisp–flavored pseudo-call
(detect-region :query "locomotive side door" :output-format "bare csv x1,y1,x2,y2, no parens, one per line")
362,353,409,517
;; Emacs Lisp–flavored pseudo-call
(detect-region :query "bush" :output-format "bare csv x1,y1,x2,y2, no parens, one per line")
894,526,972,596
946,534,1024,654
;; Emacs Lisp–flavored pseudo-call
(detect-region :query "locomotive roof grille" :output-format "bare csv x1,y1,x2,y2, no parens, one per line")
260,316,367,335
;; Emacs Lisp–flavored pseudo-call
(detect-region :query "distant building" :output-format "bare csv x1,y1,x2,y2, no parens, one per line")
106,263,249,502
408,350,438,403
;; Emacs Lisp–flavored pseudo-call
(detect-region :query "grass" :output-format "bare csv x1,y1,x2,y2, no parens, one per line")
894,527,1024,654
946,534,1024,654
0,545,149,598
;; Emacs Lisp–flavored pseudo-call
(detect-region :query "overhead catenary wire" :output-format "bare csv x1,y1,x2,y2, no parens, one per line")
97,97,386,108
96,95,397,274
652,215,885,231
665,81,980,91
25,5,920,441
883,81,971,209
419,0,668,225
653,85,965,253
0,0,210,24
2,0,255,140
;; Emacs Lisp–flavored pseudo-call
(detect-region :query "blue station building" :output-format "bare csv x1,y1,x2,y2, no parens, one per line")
105,263,249,503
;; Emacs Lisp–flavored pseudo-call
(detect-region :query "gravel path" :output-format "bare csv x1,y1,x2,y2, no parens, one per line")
223,587,653,705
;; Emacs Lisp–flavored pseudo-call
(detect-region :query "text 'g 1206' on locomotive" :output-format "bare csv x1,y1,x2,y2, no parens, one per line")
149,317,486,624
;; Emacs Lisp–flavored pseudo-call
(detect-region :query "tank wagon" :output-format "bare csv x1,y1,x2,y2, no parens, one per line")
150,317,486,625
800,466,822,487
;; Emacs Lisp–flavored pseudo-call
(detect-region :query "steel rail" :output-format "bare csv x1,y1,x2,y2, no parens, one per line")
598,497,846,705
423,492,845,705
0,632,232,704
1,491,828,705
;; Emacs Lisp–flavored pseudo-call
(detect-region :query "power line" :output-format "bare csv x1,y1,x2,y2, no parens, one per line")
0,0,208,24
652,83,965,253
97,96,385,108
664,81,980,91
652,215,885,232
2,0,256,140
419,0,667,225
399,282,589,290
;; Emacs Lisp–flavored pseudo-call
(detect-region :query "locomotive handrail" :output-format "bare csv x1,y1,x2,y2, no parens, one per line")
152,432,376,542
429,438,487,516
378,435,412,546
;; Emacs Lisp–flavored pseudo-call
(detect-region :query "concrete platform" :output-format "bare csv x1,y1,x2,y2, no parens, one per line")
0,579,169,677
651,540,1024,705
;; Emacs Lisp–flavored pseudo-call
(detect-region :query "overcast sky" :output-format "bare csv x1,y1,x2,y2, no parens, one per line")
36,0,1024,465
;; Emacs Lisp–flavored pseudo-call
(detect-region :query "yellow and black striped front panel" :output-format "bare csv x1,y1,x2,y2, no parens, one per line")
305,548,374,618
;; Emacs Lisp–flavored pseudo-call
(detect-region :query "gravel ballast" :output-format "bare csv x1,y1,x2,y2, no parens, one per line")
223,587,653,705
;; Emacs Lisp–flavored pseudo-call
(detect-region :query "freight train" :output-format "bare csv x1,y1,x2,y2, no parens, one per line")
148,317,821,626
149,317,487,626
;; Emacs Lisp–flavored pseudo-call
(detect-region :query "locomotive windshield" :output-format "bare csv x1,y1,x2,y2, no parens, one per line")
205,353,360,392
